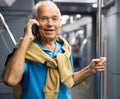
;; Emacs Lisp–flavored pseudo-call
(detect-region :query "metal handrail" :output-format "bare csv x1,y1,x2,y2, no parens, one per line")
0,13,17,46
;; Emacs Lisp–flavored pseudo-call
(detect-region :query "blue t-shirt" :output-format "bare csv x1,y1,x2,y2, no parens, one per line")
21,40,74,99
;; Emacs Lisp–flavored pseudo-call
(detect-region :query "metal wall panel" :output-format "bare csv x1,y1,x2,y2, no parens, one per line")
0,0,33,98
103,0,120,98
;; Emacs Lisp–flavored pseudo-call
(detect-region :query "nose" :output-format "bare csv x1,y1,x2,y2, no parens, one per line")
46,19,53,26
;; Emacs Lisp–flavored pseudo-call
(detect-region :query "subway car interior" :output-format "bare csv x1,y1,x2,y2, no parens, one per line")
0,0,120,99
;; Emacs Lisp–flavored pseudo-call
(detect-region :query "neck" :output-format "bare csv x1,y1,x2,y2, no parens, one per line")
36,37,56,52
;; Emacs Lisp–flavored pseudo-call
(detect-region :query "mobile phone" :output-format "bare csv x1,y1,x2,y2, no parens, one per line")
32,24,39,36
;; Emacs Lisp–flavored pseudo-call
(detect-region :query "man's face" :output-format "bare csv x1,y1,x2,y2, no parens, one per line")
36,4,61,41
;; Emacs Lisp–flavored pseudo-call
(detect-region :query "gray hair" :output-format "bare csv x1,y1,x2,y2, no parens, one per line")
32,1,61,18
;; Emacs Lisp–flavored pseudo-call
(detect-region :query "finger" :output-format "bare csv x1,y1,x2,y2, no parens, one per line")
26,19,39,27
95,65,105,69
97,68,105,71
92,59,101,65
100,57,107,62
33,19,40,26
97,62,106,66
92,58,101,62
95,57,106,66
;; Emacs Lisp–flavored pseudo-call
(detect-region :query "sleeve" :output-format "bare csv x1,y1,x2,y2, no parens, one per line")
23,61,28,73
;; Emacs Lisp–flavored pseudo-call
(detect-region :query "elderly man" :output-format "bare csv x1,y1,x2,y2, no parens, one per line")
2,1,106,99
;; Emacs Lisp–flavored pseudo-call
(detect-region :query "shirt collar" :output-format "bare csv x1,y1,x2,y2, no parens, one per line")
33,40,62,54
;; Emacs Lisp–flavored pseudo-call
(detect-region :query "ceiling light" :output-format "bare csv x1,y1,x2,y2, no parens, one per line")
92,3,98,8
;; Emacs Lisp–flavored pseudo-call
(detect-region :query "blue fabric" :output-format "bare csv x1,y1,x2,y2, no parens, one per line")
21,40,74,99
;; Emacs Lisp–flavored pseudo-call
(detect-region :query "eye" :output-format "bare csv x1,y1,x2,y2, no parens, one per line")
41,17,47,21
52,17,59,21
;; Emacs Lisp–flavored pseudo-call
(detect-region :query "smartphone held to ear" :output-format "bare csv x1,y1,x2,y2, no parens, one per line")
32,24,39,36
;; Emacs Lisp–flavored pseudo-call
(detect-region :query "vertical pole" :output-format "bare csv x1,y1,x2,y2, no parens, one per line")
96,0,103,99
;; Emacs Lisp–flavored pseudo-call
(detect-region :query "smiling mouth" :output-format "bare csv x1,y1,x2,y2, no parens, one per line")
45,29,54,31
45,29,54,32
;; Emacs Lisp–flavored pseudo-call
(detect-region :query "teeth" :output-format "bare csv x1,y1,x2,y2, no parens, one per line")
46,30,53,31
